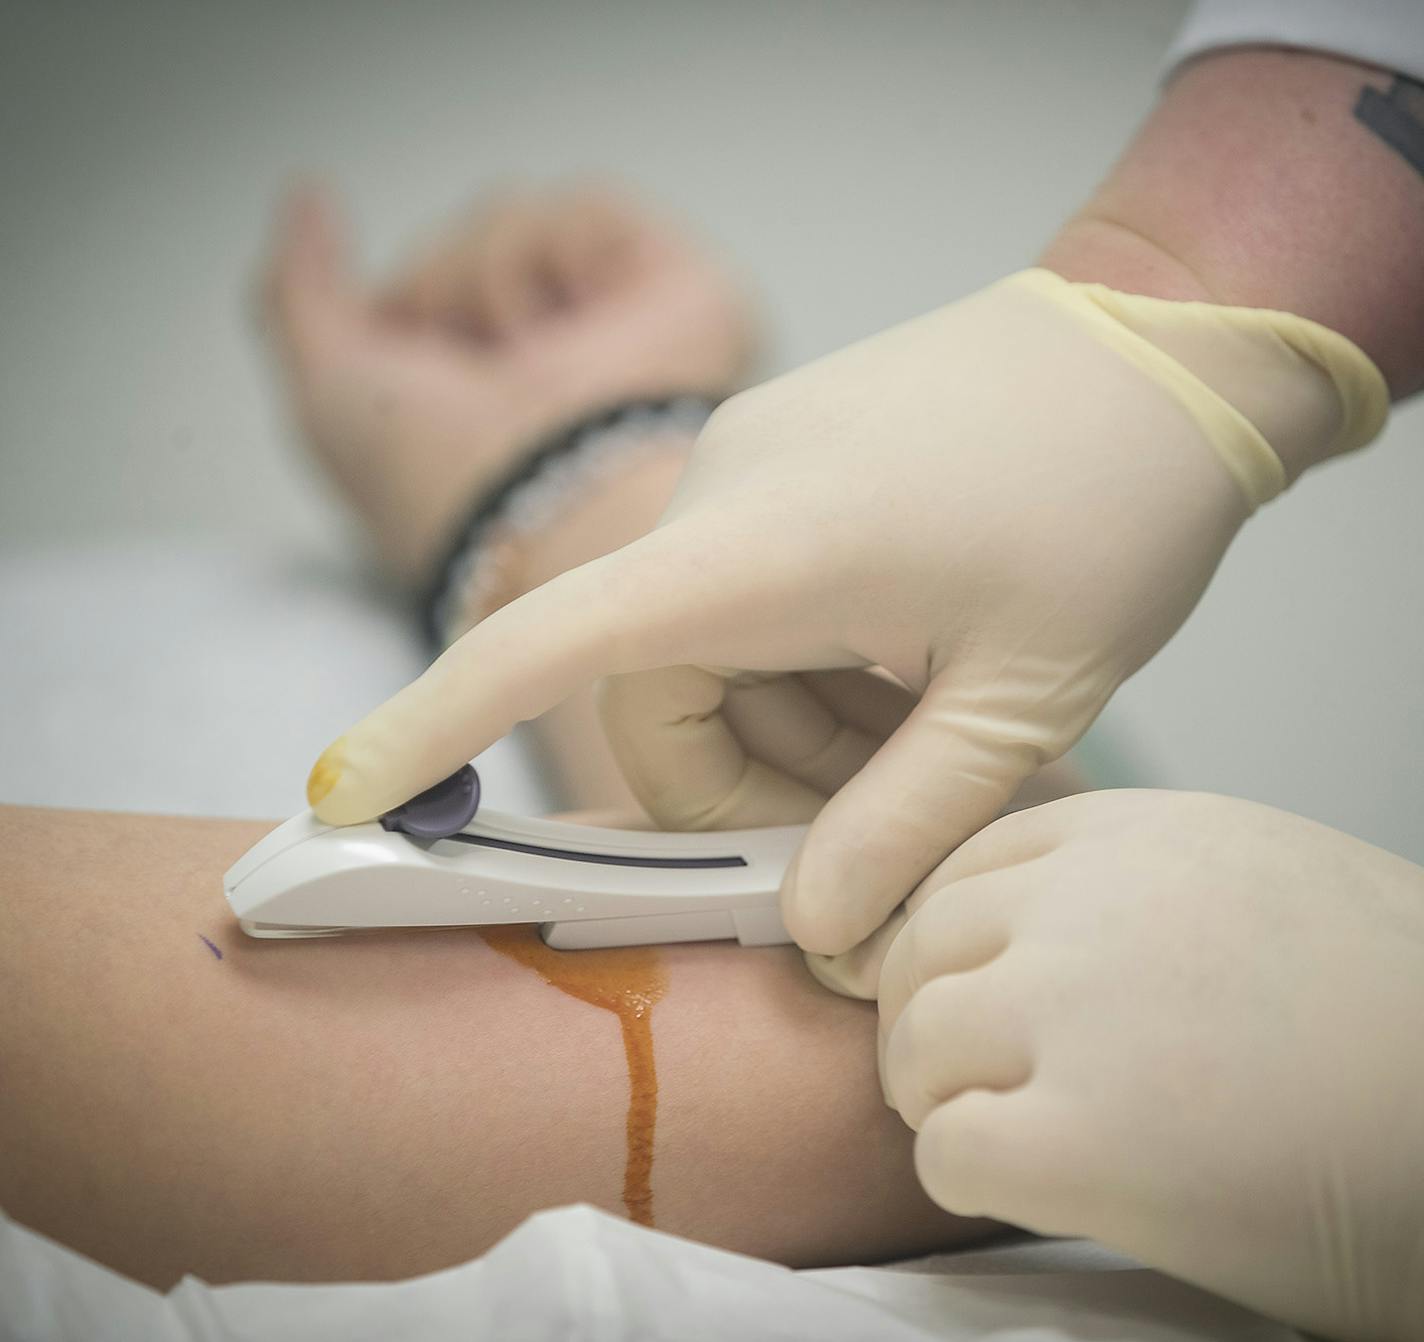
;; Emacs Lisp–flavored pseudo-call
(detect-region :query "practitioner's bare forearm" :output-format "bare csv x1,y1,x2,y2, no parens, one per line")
1041,49,1424,399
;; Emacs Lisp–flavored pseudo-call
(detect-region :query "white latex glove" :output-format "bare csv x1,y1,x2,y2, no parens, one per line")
877,789,1424,1342
306,270,1385,960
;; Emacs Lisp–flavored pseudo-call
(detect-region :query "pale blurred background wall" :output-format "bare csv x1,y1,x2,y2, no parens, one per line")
2,0,1421,857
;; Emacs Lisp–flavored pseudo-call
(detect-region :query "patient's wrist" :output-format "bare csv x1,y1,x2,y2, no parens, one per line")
426,398,708,649
510,438,690,599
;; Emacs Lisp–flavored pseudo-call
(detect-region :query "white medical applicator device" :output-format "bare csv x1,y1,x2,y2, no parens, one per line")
225,766,802,950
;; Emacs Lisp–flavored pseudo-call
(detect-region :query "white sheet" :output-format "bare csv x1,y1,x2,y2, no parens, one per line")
0,540,547,819
0,542,1305,1341
1,1204,1302,1342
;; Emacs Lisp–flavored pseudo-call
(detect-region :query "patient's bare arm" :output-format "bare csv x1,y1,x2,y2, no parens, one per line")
0,804,993,1290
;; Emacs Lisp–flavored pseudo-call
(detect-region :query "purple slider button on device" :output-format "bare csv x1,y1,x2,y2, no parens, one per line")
379,764,482,840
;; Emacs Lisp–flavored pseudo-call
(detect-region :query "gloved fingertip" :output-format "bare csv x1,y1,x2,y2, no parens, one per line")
781,848,864,957
306,739,377,825
306,740,344,808
782,854,835,956
877,1024,897,1112
801,949,876,1000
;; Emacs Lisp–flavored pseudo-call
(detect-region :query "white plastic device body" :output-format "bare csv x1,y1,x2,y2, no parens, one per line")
224,809,805,950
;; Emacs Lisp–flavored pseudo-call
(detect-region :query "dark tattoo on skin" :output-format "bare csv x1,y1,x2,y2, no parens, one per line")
1355,75,1424,179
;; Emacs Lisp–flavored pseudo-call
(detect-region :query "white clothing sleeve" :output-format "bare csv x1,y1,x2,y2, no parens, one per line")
1166,0,1424,83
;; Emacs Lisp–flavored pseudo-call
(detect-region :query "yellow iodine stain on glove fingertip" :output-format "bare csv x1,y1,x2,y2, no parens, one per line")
306,741,345,809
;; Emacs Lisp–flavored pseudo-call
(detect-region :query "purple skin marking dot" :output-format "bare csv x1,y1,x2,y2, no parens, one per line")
198,934,223,961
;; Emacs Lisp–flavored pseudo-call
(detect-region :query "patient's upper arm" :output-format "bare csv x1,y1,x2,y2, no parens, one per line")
0,805,986,1289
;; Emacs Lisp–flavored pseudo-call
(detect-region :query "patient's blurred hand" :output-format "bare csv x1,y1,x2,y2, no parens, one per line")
263,184,754,582
876,789,1424,1342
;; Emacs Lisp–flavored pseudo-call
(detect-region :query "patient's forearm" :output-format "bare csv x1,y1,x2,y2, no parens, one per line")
0,805,989,1290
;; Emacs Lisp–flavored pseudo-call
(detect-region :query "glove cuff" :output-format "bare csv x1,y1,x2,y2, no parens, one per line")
1010,268,1389,508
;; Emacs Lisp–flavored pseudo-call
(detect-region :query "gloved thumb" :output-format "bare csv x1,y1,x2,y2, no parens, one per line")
781,674,1055,956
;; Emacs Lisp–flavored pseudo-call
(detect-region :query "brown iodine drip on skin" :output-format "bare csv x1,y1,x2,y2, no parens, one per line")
478,926,667,1226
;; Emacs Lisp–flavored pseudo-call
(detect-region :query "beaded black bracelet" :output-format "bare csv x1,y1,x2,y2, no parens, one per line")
418,395,719,652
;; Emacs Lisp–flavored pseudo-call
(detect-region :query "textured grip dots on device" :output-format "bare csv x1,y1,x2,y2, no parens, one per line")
379,764,481,839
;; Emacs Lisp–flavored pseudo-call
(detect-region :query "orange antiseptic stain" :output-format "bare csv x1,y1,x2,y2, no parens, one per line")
479,926,667,1226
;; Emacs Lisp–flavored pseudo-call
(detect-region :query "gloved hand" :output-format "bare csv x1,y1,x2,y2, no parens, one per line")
305,269,1385,961
876,788,1424,1342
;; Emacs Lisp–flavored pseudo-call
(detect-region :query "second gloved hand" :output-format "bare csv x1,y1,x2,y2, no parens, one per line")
876,790,1424,1342
307,269,1384,963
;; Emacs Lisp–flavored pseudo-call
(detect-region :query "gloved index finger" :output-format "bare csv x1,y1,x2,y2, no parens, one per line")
307,528,759,825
